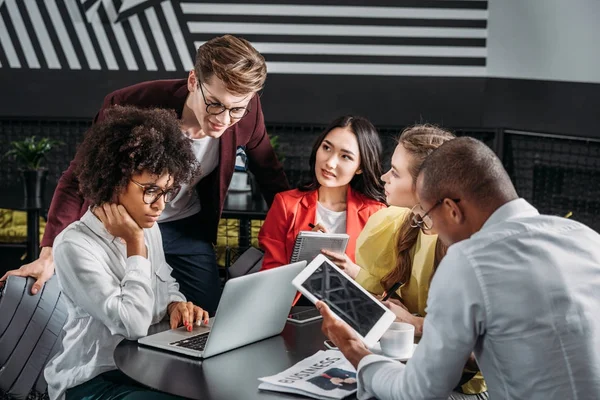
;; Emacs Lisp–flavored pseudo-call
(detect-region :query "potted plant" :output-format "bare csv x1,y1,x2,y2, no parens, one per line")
269,134,286,164
4,136,63,204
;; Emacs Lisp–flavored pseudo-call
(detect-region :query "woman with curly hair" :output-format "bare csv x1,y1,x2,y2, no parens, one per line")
2,35,287,317
45,105,205,400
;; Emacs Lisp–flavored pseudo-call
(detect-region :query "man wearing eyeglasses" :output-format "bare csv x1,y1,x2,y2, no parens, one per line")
1,35,289,315
318,137,600,399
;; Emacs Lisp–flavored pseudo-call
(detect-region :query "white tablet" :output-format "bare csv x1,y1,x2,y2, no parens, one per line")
292,254,396,348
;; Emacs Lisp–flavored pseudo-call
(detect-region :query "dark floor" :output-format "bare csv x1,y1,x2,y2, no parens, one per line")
0,390,48,399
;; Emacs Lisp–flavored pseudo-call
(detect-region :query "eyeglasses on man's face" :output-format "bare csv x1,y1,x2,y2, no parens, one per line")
131,179,180,205
198,82,250,120
410,198,461,231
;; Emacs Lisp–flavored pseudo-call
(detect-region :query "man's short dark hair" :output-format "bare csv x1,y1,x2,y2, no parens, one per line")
418,137,517,208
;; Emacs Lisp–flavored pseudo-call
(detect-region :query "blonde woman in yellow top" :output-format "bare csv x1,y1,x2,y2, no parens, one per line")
322,125,487,399
354,205,437,325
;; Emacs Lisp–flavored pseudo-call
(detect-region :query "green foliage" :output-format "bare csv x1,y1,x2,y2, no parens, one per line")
4,136,63,170
270,134,285,163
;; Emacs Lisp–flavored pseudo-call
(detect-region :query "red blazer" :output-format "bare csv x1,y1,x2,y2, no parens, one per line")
258,188,386,270
41,79,289,247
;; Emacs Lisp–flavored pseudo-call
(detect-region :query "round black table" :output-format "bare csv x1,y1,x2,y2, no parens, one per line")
114,320,354,400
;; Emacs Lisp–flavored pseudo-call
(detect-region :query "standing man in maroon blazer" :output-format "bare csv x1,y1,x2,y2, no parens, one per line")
1,35,289,315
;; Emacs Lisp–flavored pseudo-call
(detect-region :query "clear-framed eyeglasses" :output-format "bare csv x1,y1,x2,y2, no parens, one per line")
198,82,250,120
131,179,181,205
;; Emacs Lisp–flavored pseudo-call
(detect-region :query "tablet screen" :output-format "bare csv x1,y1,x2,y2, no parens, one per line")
300,260,387,337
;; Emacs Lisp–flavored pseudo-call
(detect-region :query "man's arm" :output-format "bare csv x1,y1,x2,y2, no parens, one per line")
357,247,487,400
321,246,487,400
244,96,289,205
0,93,118,294
41,160,84,247
42,91,118,247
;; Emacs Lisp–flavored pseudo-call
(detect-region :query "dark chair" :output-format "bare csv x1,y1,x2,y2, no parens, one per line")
0,276,66,399
225,246,264,280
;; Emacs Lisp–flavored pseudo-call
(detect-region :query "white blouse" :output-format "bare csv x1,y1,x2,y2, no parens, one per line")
45,209,185,400
316,202,347,234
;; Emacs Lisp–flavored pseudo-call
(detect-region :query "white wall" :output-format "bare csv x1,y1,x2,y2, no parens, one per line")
487,0,600,83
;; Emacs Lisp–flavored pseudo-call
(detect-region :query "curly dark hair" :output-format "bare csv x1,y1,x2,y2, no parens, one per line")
74,105,200,205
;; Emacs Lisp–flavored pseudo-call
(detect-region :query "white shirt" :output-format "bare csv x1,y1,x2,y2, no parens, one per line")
159,135,219,223
45,210,185,400
316,202,347,234
356,199,600,400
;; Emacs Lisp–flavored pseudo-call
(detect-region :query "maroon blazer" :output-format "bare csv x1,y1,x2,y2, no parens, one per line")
41,79,289,247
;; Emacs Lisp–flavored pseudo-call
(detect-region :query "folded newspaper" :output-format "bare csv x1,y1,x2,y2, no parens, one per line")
258,350,357,399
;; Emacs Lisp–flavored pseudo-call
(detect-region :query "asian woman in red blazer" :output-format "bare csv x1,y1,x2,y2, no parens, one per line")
259,115,387,271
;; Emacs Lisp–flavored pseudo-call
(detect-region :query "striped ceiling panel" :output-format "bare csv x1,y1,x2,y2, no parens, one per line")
0,0,487,76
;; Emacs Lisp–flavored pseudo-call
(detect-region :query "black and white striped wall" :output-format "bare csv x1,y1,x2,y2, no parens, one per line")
0,0,487,76
0,0,193,71
0,0,598,138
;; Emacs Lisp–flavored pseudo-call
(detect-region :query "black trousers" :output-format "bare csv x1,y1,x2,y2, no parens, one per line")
158,214,222,315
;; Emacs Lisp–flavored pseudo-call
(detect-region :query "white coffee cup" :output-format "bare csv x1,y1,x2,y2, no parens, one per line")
379,322,415,358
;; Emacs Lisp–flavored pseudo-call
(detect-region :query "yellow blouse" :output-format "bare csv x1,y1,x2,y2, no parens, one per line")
354,206,487,395
355,206,436,316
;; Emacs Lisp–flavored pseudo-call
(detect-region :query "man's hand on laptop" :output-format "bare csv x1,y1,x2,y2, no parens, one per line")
167,301,209,331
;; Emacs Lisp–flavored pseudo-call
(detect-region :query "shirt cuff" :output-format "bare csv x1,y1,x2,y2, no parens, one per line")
357,354,405,400
123,255,152,282
169,293,186,304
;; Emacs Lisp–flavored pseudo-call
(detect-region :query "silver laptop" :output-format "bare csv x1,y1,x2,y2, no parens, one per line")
138,261,307,358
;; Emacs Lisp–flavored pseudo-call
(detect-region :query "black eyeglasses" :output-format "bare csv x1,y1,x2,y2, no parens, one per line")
410,198,461,231
131,179,180,205
198,82,250,120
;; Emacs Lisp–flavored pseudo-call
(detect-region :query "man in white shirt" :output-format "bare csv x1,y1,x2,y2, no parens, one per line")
318,136,600,399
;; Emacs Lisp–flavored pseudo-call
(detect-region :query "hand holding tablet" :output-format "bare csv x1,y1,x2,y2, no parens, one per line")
292,254,396,348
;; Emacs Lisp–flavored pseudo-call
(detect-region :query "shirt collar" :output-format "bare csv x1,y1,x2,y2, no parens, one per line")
80,208,119,243
481,198,539,231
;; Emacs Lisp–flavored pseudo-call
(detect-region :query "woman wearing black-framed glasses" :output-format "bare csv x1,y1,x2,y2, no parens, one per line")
45,106,210,400
5,35,289,320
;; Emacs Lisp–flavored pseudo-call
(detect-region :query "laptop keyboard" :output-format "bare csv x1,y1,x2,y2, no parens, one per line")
170,332,209,351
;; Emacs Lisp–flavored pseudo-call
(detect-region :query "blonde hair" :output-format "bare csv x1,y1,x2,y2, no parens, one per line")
195,35,266,95
381,125,455,292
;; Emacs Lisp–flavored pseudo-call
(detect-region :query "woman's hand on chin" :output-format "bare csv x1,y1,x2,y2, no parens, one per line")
94,203,143,243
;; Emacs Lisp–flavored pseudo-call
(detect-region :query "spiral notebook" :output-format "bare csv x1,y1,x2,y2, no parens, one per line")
290,231,350,263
